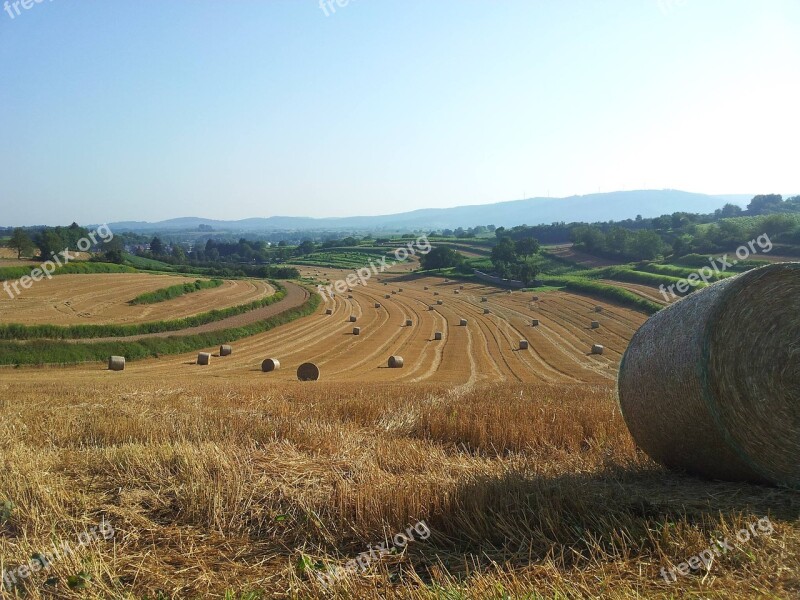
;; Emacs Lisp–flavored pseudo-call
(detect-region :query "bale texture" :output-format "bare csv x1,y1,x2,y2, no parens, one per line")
591,345,604,355
388,356,404,369
460,319,468,326
434,332,443,341
349,315,357,322
618,263,800,488
437,300,443,305
261,358,280,372
484,308,490,314
519,340,529,350
197,352,211,365
405,319,413,327
108,356,125,371
591,321,600,329
375,303,381,309
220,345,232,356
595,306,603,313
325,308,333,315
531,319,539,326
353,327,361,335
297,362,321,381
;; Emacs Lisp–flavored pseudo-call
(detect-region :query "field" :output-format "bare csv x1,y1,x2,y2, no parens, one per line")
0,274,274,325
0,267,797,599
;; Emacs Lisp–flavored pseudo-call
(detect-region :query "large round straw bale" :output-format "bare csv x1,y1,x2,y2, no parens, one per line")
531,319,539,326
429,306,435,311
385,294,391,299
519,340,529,350
353,327,361,335
532,295,540,301
405,319,413,326
437,300,443,305
297,362,321,381
618,263,800,488
434,292,440,296
595,305,603,313
347,294,353,299
261,358,280,372
591,321,600,329
424,286,429,290
349,315,357,322
483,308,490,314
591,344,604,355
388,356,404,368
375,303,381,309
459,318,467,326
481,297,488,302
392,291,397,295
220,345,232,356
434,331,443,340
454,290,460,295
460,285,465,290
108,356,125,371
325,308,333,315
197,352,211,365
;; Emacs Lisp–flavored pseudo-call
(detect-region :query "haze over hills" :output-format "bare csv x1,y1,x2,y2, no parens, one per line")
109,190,753,232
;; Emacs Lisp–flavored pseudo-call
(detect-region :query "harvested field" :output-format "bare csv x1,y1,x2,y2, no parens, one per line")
546,244,626,267
600,279,675,306
0,376,796,599
0,274,275,325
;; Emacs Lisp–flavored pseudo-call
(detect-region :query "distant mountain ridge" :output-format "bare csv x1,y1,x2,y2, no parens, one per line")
109,190,751,232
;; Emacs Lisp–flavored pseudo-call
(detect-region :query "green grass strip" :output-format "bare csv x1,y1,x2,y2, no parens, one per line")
537,276,663,315
0,262,137,281
0,286,320,366
129,279,224,305
0,281,286,340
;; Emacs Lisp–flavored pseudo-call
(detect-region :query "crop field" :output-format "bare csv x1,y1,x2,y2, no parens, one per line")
0,269,796,599
0,273,274,325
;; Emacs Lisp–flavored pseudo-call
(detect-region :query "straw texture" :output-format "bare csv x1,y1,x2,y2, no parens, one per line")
618,263,800,488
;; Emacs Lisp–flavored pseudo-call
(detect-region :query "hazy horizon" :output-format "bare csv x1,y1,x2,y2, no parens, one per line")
2,1,798,226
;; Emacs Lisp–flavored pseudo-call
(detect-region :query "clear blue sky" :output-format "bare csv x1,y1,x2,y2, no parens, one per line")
1,0,798,226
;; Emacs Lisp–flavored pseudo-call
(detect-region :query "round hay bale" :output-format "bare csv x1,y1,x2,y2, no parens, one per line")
261,358,280,372
481,297,488,302
434,331,443,341
519,340,529,350
375,303,381,309
197,352,211,366
532,295,540,301
349,315,357,323
424,286,429,290
618,263,800,488
347,294,353,299
434,292,440,296
405,319,413,327
459,285,465,290
454,290,460,295
325,308,333,315
459,319,467,326
388,356,404,369
595,305,603,313
483,308,490,314
429,306,435,311
108,356,125,371
437,300,443,305
353,327,361,335
591,321,600,329
297,362,320,381
531,319,539,326
591,344,604,355
399,288,403,292
220,345,232,356
385,294,391,299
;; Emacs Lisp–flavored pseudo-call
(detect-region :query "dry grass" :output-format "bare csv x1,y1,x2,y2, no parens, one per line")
0,378,797,599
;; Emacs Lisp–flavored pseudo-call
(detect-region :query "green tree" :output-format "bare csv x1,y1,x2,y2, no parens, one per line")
419,247,463,270
514,237,540,258
8,228,35,259
150,237,165,256
36,230,64,259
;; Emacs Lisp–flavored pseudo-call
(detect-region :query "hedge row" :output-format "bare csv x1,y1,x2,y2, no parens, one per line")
129,279,224,305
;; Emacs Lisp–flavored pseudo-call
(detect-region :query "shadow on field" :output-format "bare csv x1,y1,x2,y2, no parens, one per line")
416,467,799,571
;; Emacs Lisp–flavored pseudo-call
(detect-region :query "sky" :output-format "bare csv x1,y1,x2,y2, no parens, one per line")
0,0,798,226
